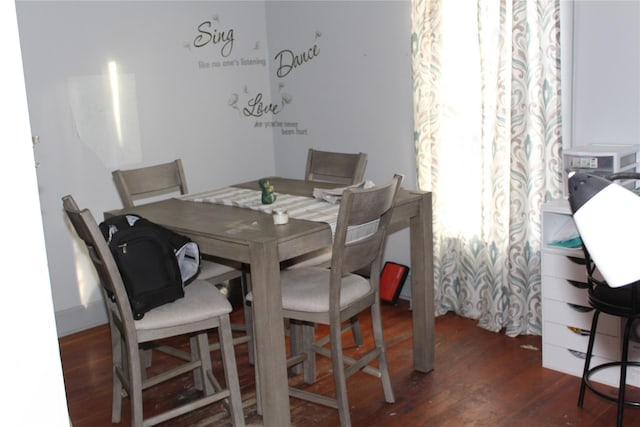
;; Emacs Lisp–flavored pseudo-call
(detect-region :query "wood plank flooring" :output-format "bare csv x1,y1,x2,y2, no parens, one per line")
60,299,640,426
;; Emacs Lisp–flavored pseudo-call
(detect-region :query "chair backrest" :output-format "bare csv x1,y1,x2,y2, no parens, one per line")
112,159,189,208
62,195,137,331
305,149,368,185
329,174,403,301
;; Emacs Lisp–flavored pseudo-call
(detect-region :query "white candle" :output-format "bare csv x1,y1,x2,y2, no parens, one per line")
273,209,288,225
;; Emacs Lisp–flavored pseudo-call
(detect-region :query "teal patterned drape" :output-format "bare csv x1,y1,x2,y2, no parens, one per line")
411,0,563,336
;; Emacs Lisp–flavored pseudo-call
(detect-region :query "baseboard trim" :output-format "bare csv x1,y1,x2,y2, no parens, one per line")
55,300,108,337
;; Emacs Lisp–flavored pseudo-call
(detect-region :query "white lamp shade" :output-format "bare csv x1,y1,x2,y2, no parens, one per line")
572,182,640,288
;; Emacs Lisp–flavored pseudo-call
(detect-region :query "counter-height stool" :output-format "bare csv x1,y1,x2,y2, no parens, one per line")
63,195,245,427
112,159,253,360
248,174,402,426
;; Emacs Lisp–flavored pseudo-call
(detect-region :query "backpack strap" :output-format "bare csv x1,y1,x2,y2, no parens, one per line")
99,214,141,242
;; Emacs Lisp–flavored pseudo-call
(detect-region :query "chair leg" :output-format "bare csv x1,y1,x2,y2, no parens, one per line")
371,301,395,403
218,315,246,427
141,348,152,373
301,322,316,384
329,321,351,427
241,267,255,365
111,329,123,423
250,310,262,417
349,316,363,346
289,320,303,375
128,343,145,427
314,320,363,350
255,362,262,417
618,317,634,427
190,335,205,391
290,320,316,379
195,332,214,395
578,310,600,408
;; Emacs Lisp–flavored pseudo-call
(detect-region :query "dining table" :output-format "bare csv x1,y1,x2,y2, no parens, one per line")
105,176,434,427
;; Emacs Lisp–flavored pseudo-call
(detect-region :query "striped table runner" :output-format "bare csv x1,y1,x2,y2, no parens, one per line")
181,186,378,241
181,186,340,230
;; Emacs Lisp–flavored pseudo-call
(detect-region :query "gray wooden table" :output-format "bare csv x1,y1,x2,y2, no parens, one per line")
106,177,434,427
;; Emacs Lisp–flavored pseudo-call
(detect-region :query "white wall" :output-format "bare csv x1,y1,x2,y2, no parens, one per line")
21,0,636,336
571,0,640,147
17,1,277,335
3,0,69,424
266,1,415,187
560,0,574,149
16,0,415,335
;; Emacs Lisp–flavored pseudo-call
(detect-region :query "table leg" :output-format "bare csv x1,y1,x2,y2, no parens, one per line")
410,192,435,373
249,240,291,427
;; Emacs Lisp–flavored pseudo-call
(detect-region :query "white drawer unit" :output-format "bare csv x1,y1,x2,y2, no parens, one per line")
542,276,589,307
543,343,618,386
541,199,640,388
542,298,619,337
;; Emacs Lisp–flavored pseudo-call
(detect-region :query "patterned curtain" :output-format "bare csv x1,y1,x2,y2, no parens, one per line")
411,0,563,336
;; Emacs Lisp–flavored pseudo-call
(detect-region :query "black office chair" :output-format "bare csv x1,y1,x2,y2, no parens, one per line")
577,172,640,427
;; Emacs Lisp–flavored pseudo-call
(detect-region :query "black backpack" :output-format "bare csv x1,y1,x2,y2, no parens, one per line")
99,215,200,319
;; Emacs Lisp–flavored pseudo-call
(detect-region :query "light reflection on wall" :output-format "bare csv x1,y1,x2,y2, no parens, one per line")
70,226,99,308
108,61,123,147
67,62,142,168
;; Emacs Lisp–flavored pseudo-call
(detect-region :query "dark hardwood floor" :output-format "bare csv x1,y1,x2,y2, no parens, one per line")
60,299,640,426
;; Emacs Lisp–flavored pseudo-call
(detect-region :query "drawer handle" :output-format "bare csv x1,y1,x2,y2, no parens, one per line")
566,256,586,265
567,326,590,336
568,349,587,359
566,279,588,289
567,303,593,313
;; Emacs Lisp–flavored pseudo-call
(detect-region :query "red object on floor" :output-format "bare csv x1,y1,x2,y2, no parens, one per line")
379,262,409,304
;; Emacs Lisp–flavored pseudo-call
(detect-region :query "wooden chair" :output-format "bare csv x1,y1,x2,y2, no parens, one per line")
305,148,368,185
62,195,245,427
112,159,253,359
112,159,241,284
290,149,368,270
249,174,402,426
290,149,370,349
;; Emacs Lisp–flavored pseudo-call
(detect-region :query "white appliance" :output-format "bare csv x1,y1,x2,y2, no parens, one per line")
563,144,640,198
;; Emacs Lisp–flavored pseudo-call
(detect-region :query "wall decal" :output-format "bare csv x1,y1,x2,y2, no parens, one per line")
186,13,319,136
188,14,266,70
274,44,320,78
